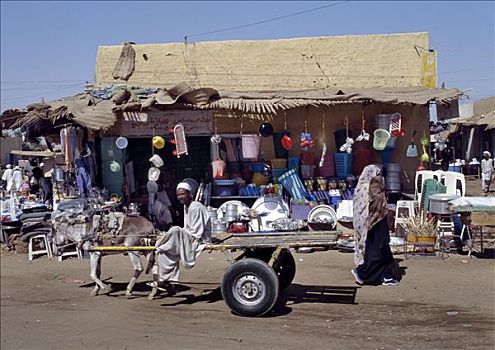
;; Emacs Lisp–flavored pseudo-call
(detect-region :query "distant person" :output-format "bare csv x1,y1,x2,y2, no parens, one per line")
352,165,400,286
2,164,13,191
481,151,494,193
12,166,23,192
32,167,53,205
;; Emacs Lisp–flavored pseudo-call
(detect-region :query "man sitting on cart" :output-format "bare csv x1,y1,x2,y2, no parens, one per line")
148,178,211,297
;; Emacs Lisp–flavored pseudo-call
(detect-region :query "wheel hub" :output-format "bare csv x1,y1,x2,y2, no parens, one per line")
233,274,265,306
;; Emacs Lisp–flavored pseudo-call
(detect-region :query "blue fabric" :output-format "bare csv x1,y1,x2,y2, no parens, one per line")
75,158,92,196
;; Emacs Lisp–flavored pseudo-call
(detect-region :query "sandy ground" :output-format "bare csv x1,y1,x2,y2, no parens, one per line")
1,246,494,350
1,177,494,350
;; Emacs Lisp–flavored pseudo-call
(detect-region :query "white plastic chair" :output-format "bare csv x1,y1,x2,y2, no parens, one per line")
28,234,53,261
440,171,466,197
415,170,442,204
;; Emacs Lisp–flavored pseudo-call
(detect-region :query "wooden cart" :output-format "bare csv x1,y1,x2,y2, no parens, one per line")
88,230,339,317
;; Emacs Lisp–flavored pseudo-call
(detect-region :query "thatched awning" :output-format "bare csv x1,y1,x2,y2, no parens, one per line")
448,97,495,130
188,87,462,114
2,84,462,130
1,94,117,131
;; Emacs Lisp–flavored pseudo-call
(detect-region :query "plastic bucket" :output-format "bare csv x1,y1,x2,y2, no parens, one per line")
373,129,391,151
375,114,393,130
334,153,353,177
385,136,397,150
381,149,393,165
288,157,300,170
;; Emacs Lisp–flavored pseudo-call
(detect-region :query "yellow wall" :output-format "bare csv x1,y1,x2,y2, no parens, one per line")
95,32,430,91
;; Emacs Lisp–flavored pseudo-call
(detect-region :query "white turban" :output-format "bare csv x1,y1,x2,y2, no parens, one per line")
176,182,193,193
483,151,491,157
176,178,199,197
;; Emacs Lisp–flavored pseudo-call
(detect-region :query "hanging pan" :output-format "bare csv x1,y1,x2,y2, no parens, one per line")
406,130,418,157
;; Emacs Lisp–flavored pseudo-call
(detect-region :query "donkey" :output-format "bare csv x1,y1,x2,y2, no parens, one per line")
52,211,156,297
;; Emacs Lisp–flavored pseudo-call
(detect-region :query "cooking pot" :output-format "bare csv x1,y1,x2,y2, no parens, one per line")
429,194,460,215
212,220,227,234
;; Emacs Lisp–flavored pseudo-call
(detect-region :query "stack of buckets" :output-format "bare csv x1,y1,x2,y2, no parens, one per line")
333,129,353,177
385,163,401,192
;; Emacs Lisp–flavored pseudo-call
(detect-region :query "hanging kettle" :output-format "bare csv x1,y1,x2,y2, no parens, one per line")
259,122,274,137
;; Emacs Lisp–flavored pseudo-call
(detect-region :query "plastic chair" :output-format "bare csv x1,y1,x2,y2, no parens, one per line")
394,200,416,228
57,244,83,262
440,171,466,197
415,170,442,204
28,234,53,261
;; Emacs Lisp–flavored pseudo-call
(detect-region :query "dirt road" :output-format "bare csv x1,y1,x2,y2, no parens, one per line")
1,246,494,350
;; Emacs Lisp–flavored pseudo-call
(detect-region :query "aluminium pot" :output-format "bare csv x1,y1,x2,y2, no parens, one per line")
212,220,227,234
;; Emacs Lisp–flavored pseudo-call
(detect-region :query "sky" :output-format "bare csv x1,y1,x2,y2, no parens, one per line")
1,1,494,112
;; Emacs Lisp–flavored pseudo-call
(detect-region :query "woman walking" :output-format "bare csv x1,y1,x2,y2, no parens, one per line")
351,165,399,286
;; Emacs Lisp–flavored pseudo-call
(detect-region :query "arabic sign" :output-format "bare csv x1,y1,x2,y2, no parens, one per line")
121,110,212,137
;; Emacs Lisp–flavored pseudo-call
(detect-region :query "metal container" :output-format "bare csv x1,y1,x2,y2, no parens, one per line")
207,206,217,221
386,163,401,173
54,167,65,182
128,203,139,215
429,194,461,214
212,220,227,234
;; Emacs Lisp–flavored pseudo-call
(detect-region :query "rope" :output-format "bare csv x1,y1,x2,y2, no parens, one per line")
305,106,309,133
322,112,326,142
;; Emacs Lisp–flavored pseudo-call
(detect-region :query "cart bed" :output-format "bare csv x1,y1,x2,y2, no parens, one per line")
87,230,340,252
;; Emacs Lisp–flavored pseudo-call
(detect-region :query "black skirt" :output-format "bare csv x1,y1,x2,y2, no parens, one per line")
356,217,396,285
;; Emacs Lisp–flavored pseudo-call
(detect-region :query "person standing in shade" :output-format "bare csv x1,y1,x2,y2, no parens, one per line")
31,167,53,206
481,151,494,193
351,165,399,286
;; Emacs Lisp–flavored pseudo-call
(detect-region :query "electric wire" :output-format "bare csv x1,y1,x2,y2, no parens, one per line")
184,1,350,40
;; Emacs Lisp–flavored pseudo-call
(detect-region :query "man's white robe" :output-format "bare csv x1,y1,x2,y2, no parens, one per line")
155,201,211,282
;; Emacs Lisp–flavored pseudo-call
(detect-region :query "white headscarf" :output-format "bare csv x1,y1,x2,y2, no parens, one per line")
352,165,382,267
483,151,491,157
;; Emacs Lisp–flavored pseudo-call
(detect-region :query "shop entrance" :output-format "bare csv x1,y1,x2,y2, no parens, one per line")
125,136,211,216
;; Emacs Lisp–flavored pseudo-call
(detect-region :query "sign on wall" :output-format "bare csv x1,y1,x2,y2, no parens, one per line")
420,50,437,89
121,110,212,136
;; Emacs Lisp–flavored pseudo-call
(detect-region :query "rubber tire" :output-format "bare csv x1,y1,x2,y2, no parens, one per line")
221,258,279,317
275,249,296,290
246,248,296,290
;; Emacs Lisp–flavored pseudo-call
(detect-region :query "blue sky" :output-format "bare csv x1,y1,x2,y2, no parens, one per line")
1,1,494,111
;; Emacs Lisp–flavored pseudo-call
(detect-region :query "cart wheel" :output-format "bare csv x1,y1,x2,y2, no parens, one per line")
246,248,296,290
275,249,296,290
221,258,279,317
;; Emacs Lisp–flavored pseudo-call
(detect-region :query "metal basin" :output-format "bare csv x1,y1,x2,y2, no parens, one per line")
429,194,460,214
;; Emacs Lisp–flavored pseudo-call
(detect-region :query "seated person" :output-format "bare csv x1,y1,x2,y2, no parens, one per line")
148,178,211,296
